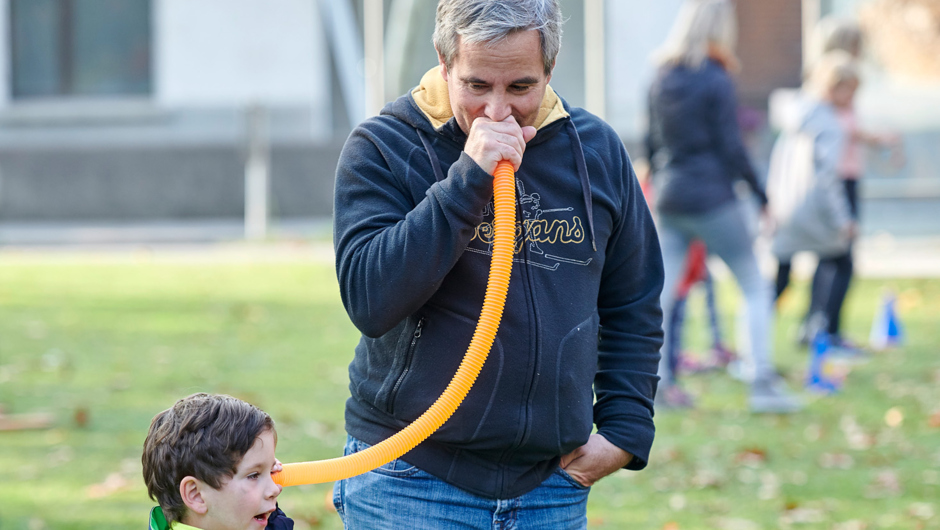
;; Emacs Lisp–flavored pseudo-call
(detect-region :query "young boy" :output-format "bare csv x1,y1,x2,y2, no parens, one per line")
143,393,294,530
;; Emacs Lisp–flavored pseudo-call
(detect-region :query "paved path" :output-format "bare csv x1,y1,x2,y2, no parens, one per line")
750,233,940,279
1,219,939,278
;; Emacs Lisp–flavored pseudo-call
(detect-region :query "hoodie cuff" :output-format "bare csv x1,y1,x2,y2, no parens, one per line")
428,152,495,224
596,414,655,471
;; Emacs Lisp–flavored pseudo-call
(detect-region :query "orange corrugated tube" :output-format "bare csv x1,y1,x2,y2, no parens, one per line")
274,160,516,487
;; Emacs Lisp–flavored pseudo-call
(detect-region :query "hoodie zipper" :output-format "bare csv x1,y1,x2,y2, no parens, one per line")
495,192,541,496
388,317,425,414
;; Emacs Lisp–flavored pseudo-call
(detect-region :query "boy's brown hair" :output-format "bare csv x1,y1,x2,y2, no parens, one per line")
142,393,276,524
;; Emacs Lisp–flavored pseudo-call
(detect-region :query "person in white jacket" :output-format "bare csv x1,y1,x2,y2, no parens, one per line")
787,18,902,349
768,50,859,341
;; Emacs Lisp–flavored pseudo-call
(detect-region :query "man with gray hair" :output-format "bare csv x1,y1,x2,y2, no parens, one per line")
331,0,663,527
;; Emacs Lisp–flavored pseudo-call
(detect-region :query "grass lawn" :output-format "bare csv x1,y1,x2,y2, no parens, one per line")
0,251,937,529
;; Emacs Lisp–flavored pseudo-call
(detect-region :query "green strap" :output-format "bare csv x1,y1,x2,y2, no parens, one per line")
149,507,168,530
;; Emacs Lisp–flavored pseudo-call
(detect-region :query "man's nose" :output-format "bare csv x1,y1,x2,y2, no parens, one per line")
484,94,512,122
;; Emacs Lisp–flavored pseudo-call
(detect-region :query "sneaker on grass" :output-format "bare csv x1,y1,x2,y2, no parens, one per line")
827,334,870,364
749,376,803,414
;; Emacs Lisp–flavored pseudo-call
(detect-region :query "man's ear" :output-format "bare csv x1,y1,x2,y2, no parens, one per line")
546,60,555,84
436,47,449,82
180,476,208,515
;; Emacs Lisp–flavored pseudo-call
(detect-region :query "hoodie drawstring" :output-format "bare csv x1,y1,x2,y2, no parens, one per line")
417,130,446,183
565,120,597,252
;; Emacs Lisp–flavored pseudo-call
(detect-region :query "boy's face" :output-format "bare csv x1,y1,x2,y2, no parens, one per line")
197,429,281,529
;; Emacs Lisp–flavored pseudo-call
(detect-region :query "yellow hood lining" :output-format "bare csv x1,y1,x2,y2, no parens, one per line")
411,66,569,131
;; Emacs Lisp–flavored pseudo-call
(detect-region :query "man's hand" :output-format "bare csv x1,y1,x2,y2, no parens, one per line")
559,433,634,487
272,458,284,494
464,115,537,175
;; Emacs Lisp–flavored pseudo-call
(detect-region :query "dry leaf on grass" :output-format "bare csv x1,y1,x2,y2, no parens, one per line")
653,476,673,492
669,493,687,511
865,469,903,498
928,410,940,428
832,520,868,530
73,407,89,428
656,447,684,464
819,452,855,469
734,447,768,467
841,415,876,450
691,467,724,489
780,506,826,524
758,471,780,500
713,517,761,530
907,502,935,520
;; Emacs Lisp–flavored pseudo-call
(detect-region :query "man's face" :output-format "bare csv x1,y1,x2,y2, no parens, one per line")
197,429,280,530
440,29,552,135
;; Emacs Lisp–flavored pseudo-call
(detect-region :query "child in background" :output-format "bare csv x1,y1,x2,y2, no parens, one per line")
670,240,736,376
795,17,903,349
769,51,859,331
143,393,294,530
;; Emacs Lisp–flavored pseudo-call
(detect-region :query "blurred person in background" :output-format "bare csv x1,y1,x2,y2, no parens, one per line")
667,240,736,377
768,51,860,348
646,0,801,412
786,17,903,350
637,167,735,409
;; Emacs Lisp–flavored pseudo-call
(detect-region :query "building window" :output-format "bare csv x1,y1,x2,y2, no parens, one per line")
10,0,152,99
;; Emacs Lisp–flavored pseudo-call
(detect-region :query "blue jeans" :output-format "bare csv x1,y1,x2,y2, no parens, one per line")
332,437,590,529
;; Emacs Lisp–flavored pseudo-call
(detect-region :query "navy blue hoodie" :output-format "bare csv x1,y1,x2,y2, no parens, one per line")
646,59,767,215
333,68,663,500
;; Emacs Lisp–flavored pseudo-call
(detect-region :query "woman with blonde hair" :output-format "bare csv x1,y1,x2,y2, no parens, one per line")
655,0,740,72
646,0,801,412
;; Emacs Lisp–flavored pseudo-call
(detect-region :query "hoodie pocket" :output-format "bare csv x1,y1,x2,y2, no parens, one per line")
555,311,600,453
385,317,425,414
387,305,491,436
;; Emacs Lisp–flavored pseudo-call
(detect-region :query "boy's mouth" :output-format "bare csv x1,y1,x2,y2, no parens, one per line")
253,512,270,525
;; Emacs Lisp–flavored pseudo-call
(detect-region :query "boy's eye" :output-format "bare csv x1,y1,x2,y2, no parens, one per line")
247,472,260,480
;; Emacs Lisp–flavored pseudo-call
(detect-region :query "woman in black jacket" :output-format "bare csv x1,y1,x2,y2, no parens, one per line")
647,0,800,413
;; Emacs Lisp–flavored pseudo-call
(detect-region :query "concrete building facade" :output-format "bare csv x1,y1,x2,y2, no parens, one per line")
0,0,935,238
0,0,338,222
